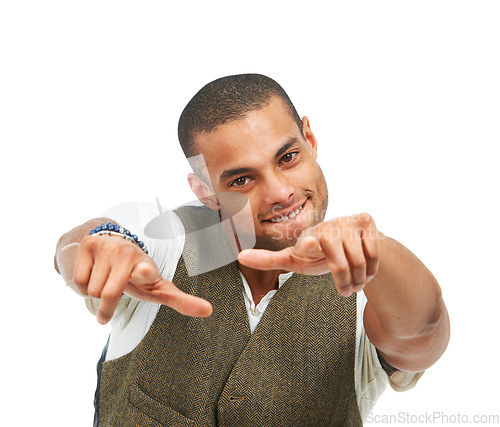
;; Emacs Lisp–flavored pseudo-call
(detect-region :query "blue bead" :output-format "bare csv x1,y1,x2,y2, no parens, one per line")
138,241,144,248
131,234,138,242
95,225,102,232
113,224,120,232
145,249,149,254
123,229,131,236
89,230,96,235
107,222,115,230
101,223,108,230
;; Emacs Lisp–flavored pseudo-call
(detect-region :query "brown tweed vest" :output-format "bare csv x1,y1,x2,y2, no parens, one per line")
98,206,362,426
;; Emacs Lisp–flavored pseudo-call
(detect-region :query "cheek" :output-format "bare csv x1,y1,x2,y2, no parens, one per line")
249,196,263,220
315,166,329,214
296,159,322,186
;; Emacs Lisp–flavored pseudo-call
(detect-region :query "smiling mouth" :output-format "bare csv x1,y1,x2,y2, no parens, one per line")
268,200,306,223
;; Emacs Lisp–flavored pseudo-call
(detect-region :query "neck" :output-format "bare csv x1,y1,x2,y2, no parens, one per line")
237,261,285,305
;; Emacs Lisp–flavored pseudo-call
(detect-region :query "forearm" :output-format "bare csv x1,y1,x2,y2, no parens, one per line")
364,231,446,339
363,231,450,371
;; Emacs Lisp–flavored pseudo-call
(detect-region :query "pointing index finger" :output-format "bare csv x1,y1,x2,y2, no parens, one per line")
125,277,213,317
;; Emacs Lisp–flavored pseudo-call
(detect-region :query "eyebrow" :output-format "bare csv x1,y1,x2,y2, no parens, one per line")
219,167,253,182
218,137,301,182
274,137,299,160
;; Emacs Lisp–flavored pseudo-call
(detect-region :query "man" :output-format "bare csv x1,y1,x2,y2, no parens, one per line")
55,74,450,426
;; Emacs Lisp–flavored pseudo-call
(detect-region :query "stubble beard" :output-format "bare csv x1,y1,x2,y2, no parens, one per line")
254,172,329,252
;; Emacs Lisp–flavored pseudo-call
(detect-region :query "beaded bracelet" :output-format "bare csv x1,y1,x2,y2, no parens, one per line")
89,222,149,254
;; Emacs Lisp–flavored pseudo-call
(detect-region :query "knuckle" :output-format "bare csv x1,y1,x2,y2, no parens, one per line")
72,271,85,286
331,261,349,275
87,288,101,299
358,212,373,226
136,261,152,274
320,226,339,242
331,267,350,285
352,277,365,286
351,258,367,271
130,261,156,282
338,282,350,292
79,235,95,252
101,287,122,302
336,283,352,297
119,241,139,258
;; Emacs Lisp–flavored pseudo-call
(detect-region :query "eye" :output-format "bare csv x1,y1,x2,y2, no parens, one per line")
281,151,298,163
230,176,250,187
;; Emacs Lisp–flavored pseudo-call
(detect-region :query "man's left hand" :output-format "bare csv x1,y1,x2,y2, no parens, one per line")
238,213,380,297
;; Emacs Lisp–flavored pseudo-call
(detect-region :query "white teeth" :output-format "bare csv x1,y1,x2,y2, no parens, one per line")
270,204,304,223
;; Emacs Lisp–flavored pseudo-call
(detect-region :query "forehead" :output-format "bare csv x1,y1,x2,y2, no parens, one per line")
192,97,303,180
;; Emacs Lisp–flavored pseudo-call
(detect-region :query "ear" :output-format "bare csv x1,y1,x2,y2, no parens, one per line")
187,173,220,210
302,116,318,159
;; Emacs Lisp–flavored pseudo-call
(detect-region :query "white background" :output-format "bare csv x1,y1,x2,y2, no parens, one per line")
1,1,499,425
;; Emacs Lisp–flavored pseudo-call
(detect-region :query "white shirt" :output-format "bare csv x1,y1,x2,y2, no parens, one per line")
84,202,423,422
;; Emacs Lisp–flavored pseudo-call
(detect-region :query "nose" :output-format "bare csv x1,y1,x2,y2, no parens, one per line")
261,171,294,206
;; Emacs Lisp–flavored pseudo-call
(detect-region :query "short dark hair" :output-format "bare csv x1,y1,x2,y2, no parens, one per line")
178,73,303,158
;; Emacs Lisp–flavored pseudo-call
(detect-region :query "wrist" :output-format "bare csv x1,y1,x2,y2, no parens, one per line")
89,222,149,254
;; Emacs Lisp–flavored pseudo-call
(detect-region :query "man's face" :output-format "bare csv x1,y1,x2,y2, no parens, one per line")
192,96,329,251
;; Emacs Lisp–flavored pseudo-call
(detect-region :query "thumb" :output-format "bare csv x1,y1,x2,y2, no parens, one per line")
238,248,293,271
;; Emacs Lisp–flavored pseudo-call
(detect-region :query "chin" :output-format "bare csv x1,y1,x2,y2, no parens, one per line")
254,228,304,251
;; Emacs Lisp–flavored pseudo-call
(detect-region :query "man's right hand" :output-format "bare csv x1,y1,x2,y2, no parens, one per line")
72,234,213,324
